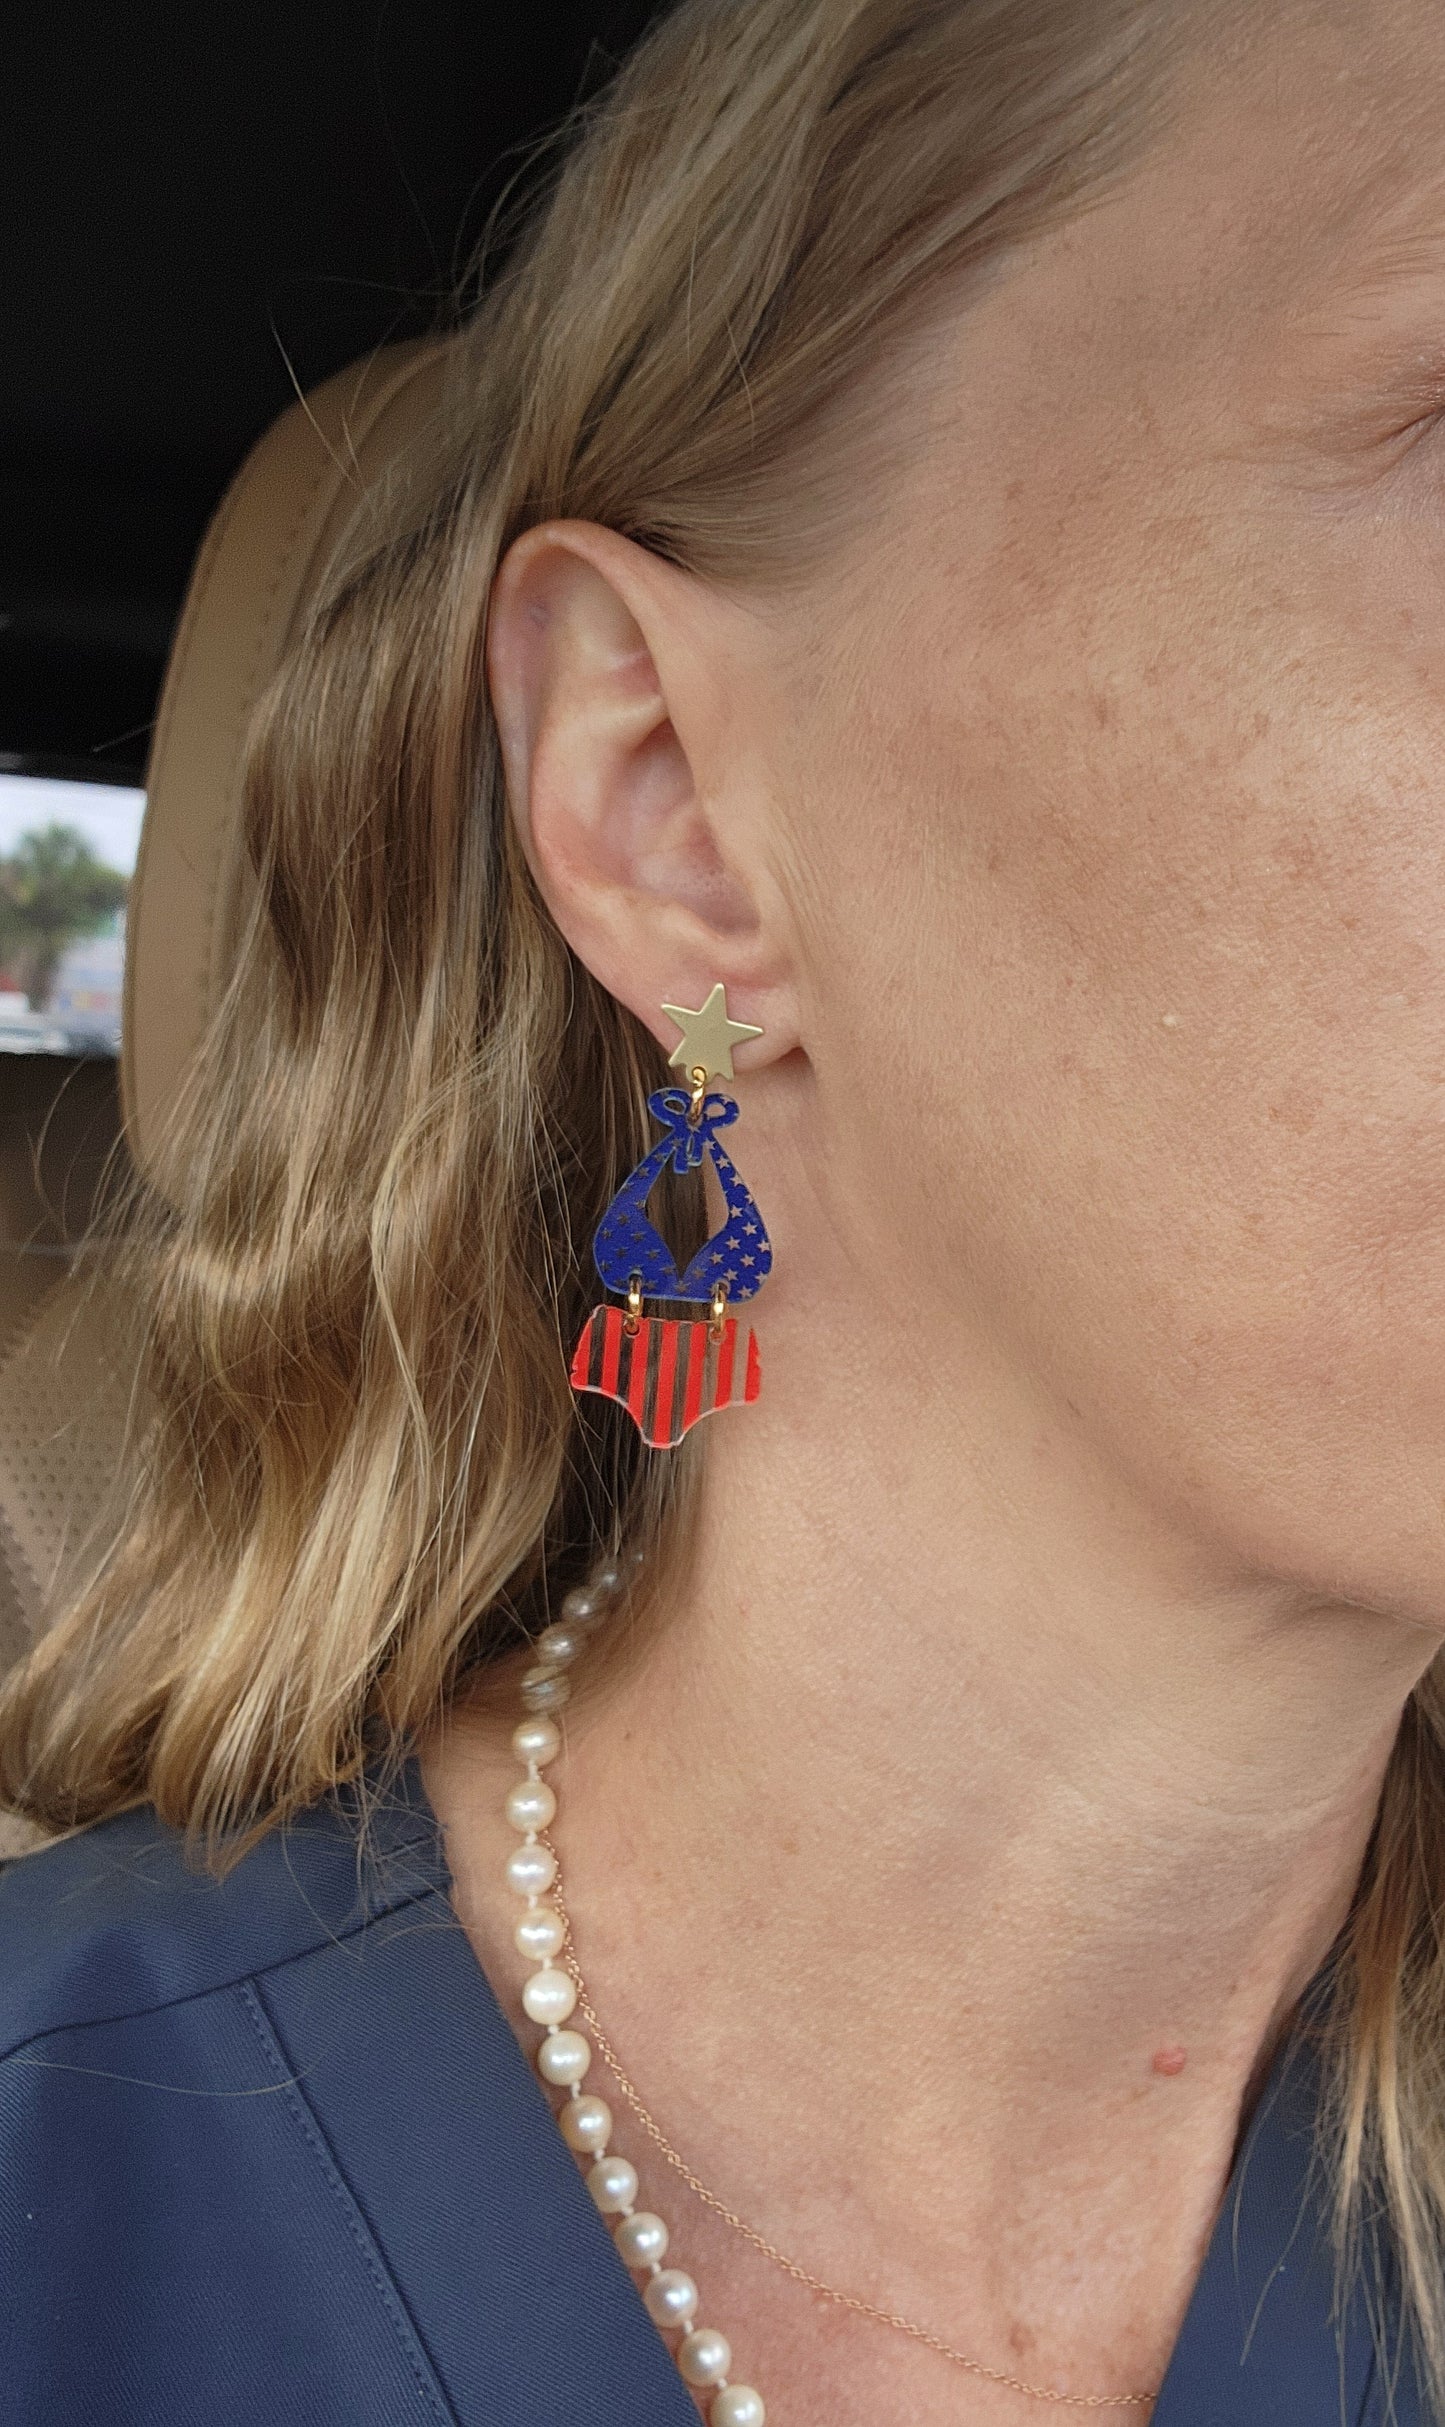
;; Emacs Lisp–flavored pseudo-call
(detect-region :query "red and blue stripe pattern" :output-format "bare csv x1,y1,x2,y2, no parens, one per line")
569,1306,762,1449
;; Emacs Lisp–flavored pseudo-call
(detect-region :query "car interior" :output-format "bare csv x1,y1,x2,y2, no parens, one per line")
0,2,665,1853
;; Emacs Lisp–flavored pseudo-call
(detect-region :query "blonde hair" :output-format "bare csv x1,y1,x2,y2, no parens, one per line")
3,0,1442,2405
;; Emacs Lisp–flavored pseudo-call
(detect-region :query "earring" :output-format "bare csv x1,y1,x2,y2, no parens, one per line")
570,985,772,1449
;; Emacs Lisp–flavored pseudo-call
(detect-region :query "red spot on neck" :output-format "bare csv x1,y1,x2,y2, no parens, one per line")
1152,2045,1188,2077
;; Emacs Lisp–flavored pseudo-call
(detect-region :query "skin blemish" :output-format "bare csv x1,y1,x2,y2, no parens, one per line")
1152,2045,1188,2078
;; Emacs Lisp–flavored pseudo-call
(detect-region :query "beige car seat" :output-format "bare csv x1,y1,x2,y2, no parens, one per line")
0,342,447,1853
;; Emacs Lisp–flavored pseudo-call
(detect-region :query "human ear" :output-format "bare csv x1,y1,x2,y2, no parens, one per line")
485,519,796,1063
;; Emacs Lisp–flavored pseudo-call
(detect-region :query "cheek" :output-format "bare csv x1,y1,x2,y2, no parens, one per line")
799,499,1445,1616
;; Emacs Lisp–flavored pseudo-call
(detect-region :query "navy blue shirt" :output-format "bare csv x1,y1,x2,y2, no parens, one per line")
0,1763,1427,2424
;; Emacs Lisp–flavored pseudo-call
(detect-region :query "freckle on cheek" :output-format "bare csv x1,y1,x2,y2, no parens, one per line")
1152,2046,1188,2077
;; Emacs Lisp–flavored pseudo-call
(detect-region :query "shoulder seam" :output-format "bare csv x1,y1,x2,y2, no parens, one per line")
0,1879,452,2065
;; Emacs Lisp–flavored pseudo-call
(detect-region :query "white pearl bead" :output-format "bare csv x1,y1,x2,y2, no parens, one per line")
614,2210,669,2268
559,2093,612,2153
505,1778,556,1833
536,2028,591,2086
644,2269,699,2328
710,2391,765,2427
532,1623,585,1668
592,1558,626,1598
561,1586,606,1627
520,1667,572,1712
587,2154,639,2212
511,1716,561,1766
678,2327,733,2387
505,1841,556,1897
514,1905,565,1962
521,1966,576,2025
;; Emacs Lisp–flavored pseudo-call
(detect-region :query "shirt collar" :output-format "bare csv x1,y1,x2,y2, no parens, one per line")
1153,2026,1422,2426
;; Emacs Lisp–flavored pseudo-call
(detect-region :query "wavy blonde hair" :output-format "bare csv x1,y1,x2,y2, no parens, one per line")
3,0,1443,2406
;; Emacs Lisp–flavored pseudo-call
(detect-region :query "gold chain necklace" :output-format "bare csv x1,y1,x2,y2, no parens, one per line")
538,1836,1156,2413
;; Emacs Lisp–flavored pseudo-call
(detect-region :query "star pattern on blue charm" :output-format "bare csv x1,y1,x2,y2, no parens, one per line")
592,1085,773,1305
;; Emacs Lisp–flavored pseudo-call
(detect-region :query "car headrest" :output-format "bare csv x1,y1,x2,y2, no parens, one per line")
123,340,448,1195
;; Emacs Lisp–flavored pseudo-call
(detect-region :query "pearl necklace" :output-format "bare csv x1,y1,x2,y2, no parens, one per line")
502,1559,1157,2418
503,1575,762,2421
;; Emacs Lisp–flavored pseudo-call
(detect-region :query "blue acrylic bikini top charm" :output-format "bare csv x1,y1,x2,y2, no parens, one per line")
592,1086,773,1305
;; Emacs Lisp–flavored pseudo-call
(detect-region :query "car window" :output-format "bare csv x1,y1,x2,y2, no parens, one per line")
0,772,142,1057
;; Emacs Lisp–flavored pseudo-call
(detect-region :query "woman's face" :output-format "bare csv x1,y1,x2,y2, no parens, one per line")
757,0,1445,1625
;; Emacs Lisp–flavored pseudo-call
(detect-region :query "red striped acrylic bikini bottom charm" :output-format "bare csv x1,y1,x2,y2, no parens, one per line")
569,1304,761,1450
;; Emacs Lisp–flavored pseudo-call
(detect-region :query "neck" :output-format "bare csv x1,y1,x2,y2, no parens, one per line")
619,1296,1418,2053
428,1282,1435,2406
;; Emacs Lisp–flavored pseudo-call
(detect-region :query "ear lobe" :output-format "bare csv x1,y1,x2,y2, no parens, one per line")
486,520,786,1050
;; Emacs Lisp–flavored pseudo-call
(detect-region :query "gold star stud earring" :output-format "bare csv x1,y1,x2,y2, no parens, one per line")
659,983,764,1086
